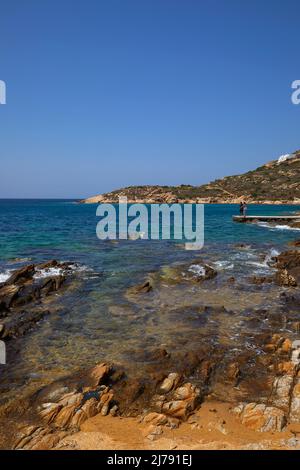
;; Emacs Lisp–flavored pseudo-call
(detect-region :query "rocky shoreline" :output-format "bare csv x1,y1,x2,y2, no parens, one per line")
0,260,80,341
0,239,300,449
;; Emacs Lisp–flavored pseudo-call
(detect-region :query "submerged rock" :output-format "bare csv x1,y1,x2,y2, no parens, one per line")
127,280,153,295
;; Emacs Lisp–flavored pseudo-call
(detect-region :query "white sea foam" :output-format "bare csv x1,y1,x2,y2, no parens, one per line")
188,264,206,277
212,260,234,270
256,221,300,232
34,267,65,279
0,270,12,283
34,263,93,279
245,248,278,274
274,225,300,231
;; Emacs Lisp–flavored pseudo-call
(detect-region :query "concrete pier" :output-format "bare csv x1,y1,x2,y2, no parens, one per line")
233,215,300,223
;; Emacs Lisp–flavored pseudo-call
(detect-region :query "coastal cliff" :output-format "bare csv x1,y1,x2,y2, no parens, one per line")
80,150,300,204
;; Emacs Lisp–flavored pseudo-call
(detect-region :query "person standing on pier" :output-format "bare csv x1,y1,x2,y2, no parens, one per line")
239,202,244,215
243,202,248,217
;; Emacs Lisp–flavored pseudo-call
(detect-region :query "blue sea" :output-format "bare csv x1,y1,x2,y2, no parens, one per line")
0,199,300,400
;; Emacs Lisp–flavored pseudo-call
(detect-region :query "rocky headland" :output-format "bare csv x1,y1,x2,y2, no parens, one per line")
80,150,300,205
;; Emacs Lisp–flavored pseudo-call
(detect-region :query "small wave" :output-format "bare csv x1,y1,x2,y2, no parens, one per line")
256,221,300,232
212,260,234,270
246,248,278,273
274,225,300,231
247,261,269,269
257,221,271,228
0,270,12,283
34,263,94,279
34,267,65,279
188,264,206,277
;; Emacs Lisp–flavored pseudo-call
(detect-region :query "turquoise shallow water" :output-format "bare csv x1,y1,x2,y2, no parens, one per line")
0,199,299,264
0,200,300,401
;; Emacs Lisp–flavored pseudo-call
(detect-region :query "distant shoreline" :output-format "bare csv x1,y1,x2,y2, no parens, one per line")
79,199,300,205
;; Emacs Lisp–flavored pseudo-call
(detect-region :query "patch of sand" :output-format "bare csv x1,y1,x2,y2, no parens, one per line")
56,401,300,451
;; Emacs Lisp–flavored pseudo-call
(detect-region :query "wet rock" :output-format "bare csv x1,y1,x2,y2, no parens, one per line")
0,284,21,314
234,243,251,249
263,334,284,353
1,309,51,338
292,322,300,334
35,260,59,270
39,275,65,296
275,251,300,286
127,280,153,295
0,260,77,346
198,265,217,281
226,363,241,382
233,402,286,432
275,269,297,287
5,265,35,285
275,250,300,270
251,276,273,285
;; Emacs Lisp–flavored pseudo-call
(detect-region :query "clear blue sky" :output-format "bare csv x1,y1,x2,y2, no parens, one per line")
0,0,300,198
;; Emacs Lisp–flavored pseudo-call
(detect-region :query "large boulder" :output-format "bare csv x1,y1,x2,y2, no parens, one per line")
4,265,35,285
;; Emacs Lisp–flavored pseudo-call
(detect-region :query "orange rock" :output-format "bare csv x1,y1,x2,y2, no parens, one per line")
264,344,276,353
54,404,76,428
280,339,292,354
58,392,83,407
39,403,62,424
81,398,98,419
277,361,296,376
70,409,88,428
143,412,168,426
233,402,286,432
89,363,110,387
293,382,300,398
